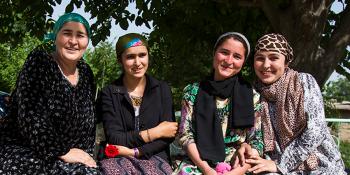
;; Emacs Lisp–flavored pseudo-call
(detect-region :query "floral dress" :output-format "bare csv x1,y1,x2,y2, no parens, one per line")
0,49,101,174
172,83,263,174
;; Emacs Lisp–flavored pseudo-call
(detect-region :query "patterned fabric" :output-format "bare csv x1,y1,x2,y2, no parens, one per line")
173,83,263,174
0,92,9,120
262,73,346,174
115,33,148,57
130,95,142,130
255,68,305,153
100,156,173,175
130,95,143,106
0,50,101,174
254,33,293,63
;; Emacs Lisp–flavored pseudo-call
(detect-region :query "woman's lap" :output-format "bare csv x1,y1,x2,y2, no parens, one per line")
0,144,101,175
100,156,173,175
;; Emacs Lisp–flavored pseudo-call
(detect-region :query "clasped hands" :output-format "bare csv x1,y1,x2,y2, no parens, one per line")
235,143,278,174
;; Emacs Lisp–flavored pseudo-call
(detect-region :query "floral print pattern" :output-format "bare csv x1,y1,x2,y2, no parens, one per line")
0,50,101,174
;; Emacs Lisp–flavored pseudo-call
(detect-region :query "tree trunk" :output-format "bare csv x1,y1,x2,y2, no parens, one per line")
235,0,350,86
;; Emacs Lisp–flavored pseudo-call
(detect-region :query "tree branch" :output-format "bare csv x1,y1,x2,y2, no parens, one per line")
259,0,286,33
324,4,350,67
213,0,259,7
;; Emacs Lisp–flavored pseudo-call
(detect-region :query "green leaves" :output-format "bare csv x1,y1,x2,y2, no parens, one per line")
0,0,349,108
119,18,129,30
0,35,40,92
0,0,62,46
323,77,350,102
85,42,121,90
65,2,74,13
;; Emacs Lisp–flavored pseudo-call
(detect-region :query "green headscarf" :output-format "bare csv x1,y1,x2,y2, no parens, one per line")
115,33,148,58
43,12,91,51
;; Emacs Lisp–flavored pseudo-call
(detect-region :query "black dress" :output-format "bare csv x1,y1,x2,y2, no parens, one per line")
0,50,101,174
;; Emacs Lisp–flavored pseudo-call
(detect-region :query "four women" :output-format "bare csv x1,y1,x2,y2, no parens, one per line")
0,11,346,175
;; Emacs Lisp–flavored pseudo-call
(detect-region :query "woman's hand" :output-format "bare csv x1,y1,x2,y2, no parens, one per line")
59,148,97,168
202,167,217,175
236,143,253,166
246,156,278,174
151,121,178,139
199,161,217,175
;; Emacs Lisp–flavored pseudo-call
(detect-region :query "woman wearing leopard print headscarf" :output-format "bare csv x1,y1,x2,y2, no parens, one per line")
239,33,346,175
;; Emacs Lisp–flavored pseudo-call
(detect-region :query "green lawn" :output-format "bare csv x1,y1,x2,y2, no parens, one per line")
340,141,350,169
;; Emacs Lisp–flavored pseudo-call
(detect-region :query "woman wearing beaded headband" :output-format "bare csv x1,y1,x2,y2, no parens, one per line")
99,33,177,174
238,33,346,174
0,13,101,174
173,32,264,175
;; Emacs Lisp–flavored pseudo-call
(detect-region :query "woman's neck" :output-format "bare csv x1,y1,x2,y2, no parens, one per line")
52,52,79,86
52,52,78,75
123,74,146,97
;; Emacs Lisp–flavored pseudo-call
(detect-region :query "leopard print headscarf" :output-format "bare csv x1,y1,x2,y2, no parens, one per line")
255,33,294,63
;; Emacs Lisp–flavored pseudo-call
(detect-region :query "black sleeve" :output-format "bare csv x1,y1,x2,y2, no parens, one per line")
15,52,70,159
138,82,175,158
100,86,145,147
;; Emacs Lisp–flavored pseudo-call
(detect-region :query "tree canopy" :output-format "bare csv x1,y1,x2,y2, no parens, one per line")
1,0,349,88
0,35,40,92
324,77,350,102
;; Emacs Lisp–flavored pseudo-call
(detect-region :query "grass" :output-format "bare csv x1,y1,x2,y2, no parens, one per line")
340,141,350,169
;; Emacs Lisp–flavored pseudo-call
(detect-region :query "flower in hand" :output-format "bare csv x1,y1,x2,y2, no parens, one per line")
105,144,119,158
215,162,231,175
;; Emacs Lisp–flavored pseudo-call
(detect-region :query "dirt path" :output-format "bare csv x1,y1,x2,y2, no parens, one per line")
339,123,350,142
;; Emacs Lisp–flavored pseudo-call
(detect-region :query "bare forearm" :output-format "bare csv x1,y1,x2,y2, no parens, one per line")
139,128,160,143
186,143,212,172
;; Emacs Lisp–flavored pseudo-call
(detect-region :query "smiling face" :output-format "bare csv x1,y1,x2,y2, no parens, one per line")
120,45,149,79
55,22,89,63
213,38,246,81
254,51,288,84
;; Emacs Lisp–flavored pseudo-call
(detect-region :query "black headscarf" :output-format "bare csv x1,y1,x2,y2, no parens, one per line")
194,74,254,163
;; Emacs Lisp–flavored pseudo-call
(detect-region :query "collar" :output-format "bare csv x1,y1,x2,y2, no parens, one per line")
112,74,160,94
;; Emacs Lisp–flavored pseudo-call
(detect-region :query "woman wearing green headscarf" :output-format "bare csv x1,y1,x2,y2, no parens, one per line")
98,33,177,174
0,13,101,174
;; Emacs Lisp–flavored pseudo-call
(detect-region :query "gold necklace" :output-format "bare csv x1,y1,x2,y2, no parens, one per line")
130,95,142,106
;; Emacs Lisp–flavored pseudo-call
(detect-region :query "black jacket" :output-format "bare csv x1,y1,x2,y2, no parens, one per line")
99,74,175,162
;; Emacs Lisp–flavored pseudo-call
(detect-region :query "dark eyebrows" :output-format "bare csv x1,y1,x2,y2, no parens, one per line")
77,31,87,35
125,51,148,57
139,51,147,55
218,48,229,52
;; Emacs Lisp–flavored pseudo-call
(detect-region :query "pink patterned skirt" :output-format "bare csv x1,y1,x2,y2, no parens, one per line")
100,156,173,175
